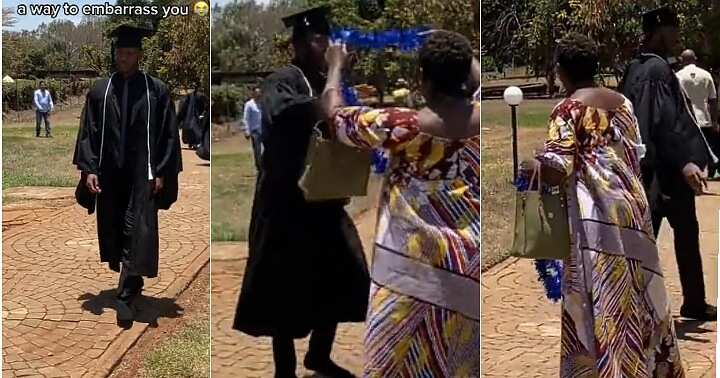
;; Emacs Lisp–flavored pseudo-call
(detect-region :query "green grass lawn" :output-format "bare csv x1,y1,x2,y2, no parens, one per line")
3,122,79,189
480,99,557,130
211,135,256,242
144,320,210,378
481,99,556,270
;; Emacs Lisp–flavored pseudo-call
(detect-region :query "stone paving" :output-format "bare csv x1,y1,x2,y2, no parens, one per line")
481,183,719,377
210,208,377,378
2,149,210,378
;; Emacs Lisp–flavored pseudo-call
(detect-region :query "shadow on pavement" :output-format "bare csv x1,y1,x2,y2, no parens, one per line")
674,319,713,343
78,289,185,329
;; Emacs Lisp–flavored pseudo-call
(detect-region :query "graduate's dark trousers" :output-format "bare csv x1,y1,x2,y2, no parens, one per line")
652,192,706,308
272,323,337,378
701,127,720,177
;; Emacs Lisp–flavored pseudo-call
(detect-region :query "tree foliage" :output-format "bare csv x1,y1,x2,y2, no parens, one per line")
482,0,720,86
212,0,479,102
2,0,209,96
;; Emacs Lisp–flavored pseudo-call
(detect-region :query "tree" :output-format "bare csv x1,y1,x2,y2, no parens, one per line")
2,7,16,29
143,0,211,94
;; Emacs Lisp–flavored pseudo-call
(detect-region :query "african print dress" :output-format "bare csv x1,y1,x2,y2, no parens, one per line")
333,104,480,377
536,98,684,377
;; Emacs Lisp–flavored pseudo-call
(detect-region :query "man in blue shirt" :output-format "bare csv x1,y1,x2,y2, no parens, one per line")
242,87,263,170
33,81,54,137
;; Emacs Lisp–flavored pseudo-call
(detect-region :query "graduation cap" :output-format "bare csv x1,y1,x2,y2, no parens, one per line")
642,6,679,33
282,6,331,38
109,23,156,49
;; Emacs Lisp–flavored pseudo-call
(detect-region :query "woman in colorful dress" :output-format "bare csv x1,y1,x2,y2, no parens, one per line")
321,31,480,377
522,33,684,376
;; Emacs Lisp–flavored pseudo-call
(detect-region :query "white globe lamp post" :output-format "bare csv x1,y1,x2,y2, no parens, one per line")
503,86,524,179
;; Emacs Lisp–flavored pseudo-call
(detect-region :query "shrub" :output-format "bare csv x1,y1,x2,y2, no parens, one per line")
210,84,253,122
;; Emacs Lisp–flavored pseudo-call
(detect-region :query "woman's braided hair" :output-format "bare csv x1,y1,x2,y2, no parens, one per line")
419,31,473,97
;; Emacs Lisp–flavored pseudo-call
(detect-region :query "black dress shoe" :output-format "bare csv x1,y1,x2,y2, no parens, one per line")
303,356,354,378
680,303,717,321
116,276,144,321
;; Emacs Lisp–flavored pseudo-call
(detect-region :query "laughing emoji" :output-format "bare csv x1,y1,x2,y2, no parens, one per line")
194,1,209,16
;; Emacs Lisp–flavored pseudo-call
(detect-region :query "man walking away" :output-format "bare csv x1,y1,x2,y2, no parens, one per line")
34,81,54,138
621,7,716,321
242,87,263,171
677,49,719,177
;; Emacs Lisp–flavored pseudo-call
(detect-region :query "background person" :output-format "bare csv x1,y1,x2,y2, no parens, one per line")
677,49,719,177
242,87,263,171
33,81,54,138
621,6,716,321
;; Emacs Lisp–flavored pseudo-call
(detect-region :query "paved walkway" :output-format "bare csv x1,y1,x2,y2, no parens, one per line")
211,209,377,378
482,183,719,377
2,149,210,378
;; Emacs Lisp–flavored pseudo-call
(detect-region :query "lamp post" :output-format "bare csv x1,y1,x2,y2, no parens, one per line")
503,86,524,179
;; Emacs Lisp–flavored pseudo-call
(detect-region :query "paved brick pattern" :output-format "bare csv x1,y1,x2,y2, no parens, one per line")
211,209,378,378
2,150,210,378
481,184,719,377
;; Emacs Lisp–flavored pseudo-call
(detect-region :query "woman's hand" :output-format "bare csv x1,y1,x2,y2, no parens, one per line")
325,41,349,70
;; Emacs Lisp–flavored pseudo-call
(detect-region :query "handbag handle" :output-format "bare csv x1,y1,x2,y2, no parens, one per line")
528,161,552,230
527,160,542,193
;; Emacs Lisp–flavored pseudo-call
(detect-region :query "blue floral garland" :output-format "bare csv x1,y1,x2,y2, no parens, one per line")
332,27,428,174
331,27,429,52
514,174,564,302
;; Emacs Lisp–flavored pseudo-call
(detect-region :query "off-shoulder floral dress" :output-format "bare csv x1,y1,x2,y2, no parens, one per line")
537,97,684,377
332,103,480,377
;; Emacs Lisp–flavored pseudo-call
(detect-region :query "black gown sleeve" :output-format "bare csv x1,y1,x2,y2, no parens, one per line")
73,89,101,175
633,75,704,172
259,70,319,138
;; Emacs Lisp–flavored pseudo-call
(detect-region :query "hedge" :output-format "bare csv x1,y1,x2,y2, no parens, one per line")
2,78,94,112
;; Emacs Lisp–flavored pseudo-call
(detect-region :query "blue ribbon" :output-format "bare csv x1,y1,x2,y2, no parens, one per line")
332,26,428,174
331,27,429,52
534,260,563,301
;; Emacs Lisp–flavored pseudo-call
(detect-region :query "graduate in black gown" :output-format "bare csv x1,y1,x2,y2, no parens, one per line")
73,23,182,322
621,6,717,320
178,88,209,149
233,7,369,378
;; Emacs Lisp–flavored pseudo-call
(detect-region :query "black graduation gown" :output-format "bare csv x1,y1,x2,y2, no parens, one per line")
178,91,208,146
195,112,210,161
621,54,712,209
73,72,182,278
233,66,370,338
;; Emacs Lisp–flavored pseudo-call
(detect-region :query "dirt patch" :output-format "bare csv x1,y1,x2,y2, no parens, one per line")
108,263,210,378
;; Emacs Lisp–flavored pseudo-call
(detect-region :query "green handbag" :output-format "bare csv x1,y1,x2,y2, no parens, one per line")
510,166,571,260
298,126,372,201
